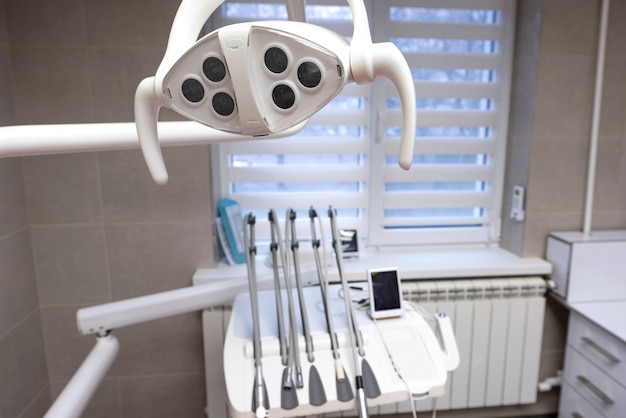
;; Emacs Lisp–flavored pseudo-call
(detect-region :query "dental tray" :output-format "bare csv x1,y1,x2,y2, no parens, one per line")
223,284,458,418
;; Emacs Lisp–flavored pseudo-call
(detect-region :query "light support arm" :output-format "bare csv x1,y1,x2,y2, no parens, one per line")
43,335,119,418
76,275,275,336
0,121,305,159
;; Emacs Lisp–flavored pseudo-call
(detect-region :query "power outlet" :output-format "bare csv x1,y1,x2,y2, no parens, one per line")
510,185,525,221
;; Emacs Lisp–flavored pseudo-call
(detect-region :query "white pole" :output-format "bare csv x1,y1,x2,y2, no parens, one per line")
584,0,610,236
76,276,275,335
44,335,119,418
0,121,304,159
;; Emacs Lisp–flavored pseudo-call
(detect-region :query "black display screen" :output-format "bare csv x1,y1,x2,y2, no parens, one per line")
371,270,401,311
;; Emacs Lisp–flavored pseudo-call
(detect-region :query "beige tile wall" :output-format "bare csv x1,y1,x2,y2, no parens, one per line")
520,0,626,257
4,0,214,415
0,0,51,416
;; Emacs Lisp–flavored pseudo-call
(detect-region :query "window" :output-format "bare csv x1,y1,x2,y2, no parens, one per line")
211,0,515,246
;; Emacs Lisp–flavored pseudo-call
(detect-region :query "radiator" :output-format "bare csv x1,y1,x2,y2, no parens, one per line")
201,277,548,417
399,277,548,415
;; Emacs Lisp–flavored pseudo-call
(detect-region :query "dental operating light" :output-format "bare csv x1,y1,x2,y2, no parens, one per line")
135,0,416,185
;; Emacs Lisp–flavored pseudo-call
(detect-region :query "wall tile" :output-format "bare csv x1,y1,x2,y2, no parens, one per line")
541,297,569,352
119,373,206,418
523,211,583,257
0,0,7,45
31,225,110,306
532,55,595,140
0,47,14,126
0,158,27,237
599,57,626,137
526,138,588,214
41,306,119,381
115,312,203,376
606,0,626,57
10,46,93,124
18,386,51,418
4,0,86,46
21,153,102,224
106,222,213,300
590,211,626,230
99,146,212,223
89,47,165,123
0,311,48,418
84,0,179,48
593,136,623,211
50,378,121,418
0,230,38,336
537,349,565,384
539,0,600,56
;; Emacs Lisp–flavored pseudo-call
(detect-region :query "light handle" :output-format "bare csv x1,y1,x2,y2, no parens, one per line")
347,0,416,170
371,44,416,170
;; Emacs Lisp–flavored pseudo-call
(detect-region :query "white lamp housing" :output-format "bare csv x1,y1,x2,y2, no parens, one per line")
135,0,416,185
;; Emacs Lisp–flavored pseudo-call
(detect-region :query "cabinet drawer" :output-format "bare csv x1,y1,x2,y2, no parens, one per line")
559,381,604,418
563,347,626,418
568,312,625,386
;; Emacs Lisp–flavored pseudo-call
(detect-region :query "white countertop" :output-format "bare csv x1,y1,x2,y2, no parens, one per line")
193,246,552,286
570,300,626,343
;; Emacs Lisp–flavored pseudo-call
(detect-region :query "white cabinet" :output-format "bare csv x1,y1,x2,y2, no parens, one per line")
559,312,626,418
546,230,626,303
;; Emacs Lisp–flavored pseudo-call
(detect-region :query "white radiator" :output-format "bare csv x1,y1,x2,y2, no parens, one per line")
201,277,548,417
398,277,548,415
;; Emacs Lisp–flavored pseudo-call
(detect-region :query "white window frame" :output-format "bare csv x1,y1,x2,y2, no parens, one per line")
211,0,516,247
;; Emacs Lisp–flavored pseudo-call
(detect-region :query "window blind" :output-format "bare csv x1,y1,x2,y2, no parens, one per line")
211,0,515,245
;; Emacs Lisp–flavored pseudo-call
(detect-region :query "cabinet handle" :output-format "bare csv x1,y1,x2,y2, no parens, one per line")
577,375,614,404
581,336,620,363
572,413,584,418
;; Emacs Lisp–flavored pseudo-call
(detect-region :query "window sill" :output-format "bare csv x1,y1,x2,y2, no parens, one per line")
193,246,552,286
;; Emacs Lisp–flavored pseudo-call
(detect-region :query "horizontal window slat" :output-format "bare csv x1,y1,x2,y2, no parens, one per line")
384,138,495,155
384,164,493,182
306,20,352,37
389,22,504,41
233,192,367,211
405,82,499,99
383,216,489,227
387,109,498,127
405,53,501,70
228,136,367,154
374,226,491,246
307,109,369,125
389,0,506,11
383,191,491,209
229,165,367,182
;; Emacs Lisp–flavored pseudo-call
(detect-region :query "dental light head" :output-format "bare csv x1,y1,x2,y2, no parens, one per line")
135,0,416,185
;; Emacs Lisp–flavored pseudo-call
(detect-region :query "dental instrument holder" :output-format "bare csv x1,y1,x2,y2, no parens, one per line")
134,0,416,185
243,214,270,417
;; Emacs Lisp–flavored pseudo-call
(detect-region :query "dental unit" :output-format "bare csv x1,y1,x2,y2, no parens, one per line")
0,1,460,417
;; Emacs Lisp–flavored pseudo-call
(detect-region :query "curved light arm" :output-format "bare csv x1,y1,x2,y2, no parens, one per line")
155,0,226,85
347,1,415,170
286,0,307,23
347,0,374,83
371,44,416,170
